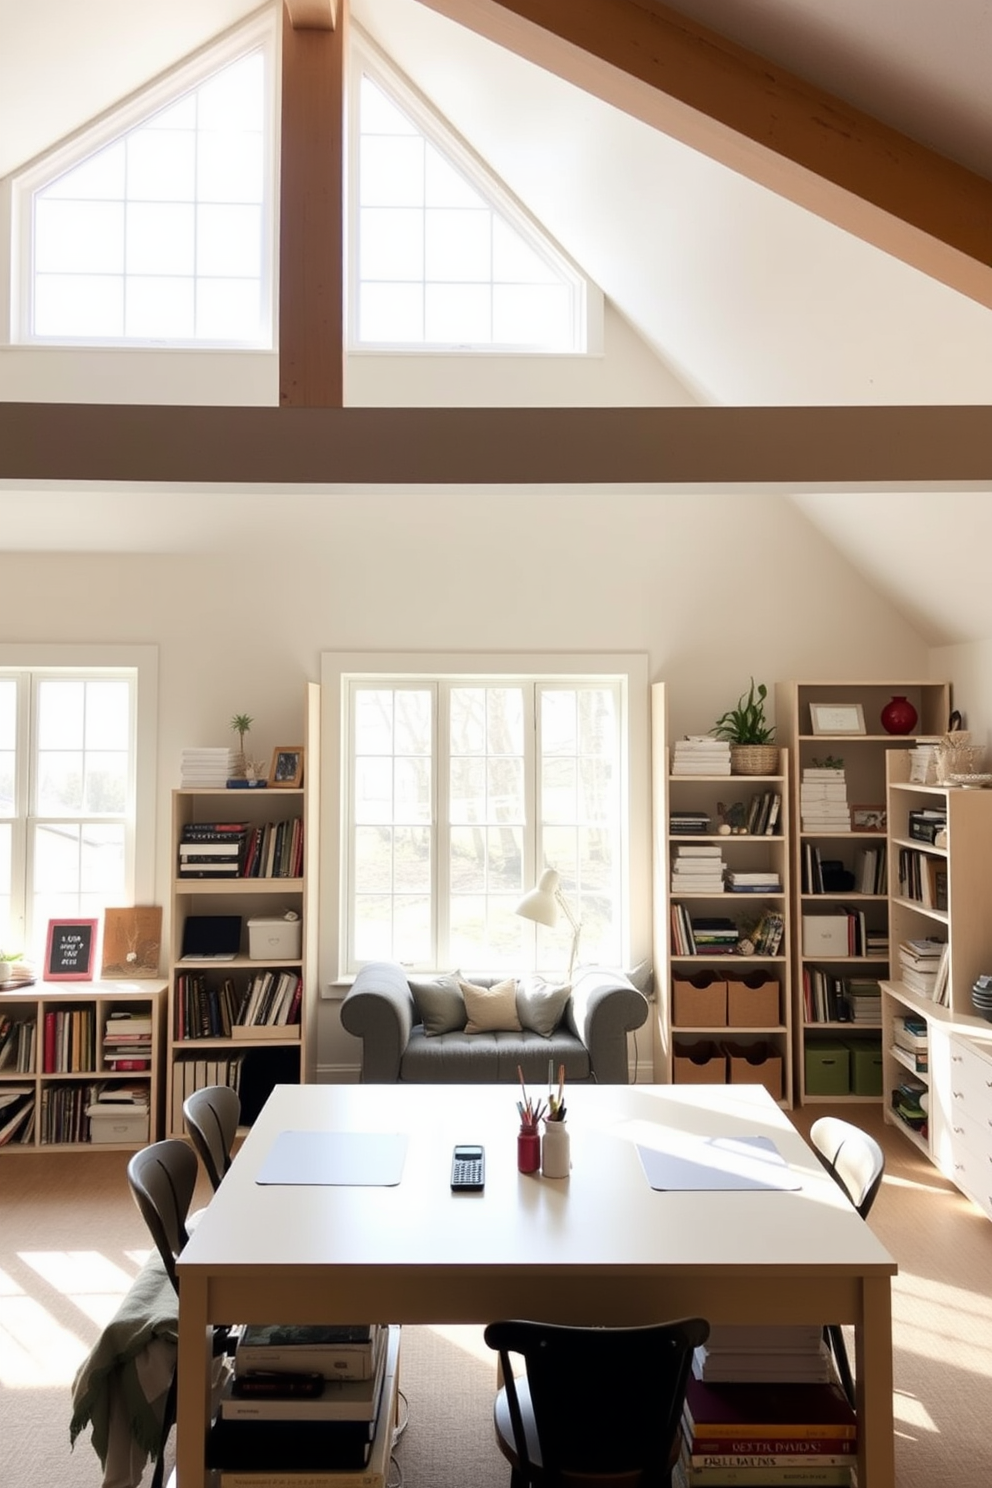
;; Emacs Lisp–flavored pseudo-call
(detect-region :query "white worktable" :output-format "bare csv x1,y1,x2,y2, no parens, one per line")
176,1082,896,1487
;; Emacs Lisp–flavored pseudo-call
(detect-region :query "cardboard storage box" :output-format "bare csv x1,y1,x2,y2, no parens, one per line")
723,1040,783,1102
845,1038,884,1097
247,914,302,960
801,914,850,957
727,973,780,1027
87,1107,149,1144
672,972,727,1027
805,1041,850,1097
673,1040,726,1085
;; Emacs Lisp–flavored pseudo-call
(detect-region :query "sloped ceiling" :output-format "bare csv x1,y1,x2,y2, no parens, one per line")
0,0,990,644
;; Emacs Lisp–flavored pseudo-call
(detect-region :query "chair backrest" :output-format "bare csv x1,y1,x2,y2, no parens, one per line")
183,1083,241,1191
484,1316,708,1484
126,1139,200,1290
809,1116,885,1219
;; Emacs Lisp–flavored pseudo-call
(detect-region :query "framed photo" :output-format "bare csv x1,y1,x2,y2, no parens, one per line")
44,918,98,981
269,745,304,788
809,703,866,736
852,805,887,832
101,906,163,978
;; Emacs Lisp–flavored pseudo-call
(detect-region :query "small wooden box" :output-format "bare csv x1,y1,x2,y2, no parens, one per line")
723,1040,783,1102
727,974,780,1027
672,973,727,1027
673,1040,726,1085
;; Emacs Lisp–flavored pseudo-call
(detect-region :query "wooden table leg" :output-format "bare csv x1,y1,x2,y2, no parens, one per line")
855,1274,895,1488
175,1272,211,1488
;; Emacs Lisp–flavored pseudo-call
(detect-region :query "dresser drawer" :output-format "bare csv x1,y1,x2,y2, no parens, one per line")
949,1142,992,1223
948,1036,992,1124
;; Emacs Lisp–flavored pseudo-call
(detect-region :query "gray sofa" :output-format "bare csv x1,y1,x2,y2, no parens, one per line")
340,960,650,1084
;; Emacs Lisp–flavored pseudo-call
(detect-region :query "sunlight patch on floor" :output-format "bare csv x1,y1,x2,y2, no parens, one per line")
427,1323,494,1368
893,1389,938,1433
0,1294,89,1387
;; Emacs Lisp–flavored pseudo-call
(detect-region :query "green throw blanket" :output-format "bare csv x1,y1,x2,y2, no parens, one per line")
70,1252,178,1469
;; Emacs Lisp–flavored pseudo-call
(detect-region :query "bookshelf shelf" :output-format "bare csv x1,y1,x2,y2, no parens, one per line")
164,684,320,1137
777,679,951,1105
0,980,166,1152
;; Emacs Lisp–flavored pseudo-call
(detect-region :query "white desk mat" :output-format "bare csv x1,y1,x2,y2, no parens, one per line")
255,1130,408,1186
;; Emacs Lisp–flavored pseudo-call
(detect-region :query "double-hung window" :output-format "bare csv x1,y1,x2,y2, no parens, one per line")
0,657,154,963
329,655,647,978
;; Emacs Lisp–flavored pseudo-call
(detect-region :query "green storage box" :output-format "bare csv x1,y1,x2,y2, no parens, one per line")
844,1038,884,1097
805,1040,850,1097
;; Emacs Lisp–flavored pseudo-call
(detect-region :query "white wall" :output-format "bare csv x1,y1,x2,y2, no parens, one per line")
929,638,992,751
0,487,932,1076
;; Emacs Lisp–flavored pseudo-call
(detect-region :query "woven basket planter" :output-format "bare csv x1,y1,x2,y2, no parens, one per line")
730,744,780,776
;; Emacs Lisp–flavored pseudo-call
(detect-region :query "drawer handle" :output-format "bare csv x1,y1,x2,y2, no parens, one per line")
954,1126,964,1135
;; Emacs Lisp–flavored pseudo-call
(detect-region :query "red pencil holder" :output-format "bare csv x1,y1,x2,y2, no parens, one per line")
517,1126,540,1173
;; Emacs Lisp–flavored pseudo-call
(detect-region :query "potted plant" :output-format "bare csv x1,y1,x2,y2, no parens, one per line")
230,713,254,780
710,678,780,776
0,949,21,985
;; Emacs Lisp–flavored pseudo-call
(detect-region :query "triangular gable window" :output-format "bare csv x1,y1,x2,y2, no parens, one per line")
351,48,589,353
13,17,273,347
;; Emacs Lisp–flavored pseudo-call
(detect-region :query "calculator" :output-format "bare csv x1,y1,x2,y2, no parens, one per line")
451,1144,485,1190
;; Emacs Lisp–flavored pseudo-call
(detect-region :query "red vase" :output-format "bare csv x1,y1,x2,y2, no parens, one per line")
880,695,918,735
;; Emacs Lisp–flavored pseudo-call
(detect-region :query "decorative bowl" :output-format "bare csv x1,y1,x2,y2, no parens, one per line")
949,773,992,789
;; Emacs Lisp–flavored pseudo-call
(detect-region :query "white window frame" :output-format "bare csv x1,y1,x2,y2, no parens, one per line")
0,645,158,961
320,651,649,990
347,28,603,356
7,9,278,349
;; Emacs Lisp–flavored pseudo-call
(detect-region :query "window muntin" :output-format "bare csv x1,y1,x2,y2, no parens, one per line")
14,23,273,348
345,675,623,974
351,50,588,353
0,671,137,961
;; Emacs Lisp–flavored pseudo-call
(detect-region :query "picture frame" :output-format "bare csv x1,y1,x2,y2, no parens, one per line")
268,745,304,789
101,906,163,978
851,805,887,832
809,703,866,736
44,918,98,981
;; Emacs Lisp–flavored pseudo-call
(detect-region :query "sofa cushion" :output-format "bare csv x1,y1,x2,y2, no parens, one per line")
408,972,467,1036
459,977,520,1034
516,975,572,1038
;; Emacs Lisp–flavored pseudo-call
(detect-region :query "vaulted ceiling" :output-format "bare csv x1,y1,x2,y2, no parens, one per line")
0,0,990,642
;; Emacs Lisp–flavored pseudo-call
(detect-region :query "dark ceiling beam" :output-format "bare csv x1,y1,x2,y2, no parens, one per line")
279,3,346,407
284,1,338,28
417,0,992,310
1,405,990,484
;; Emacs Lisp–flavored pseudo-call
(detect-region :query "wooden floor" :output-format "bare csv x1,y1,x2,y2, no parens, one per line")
2,1100,991,1487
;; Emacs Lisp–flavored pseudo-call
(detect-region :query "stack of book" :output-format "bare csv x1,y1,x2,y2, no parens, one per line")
845,978,882,1023
672,738,732,776
671,809,712,835
170,1057,244,1137
233,971,303,1032
892,1014,929,1072
0,1086,36,1146
208,1324,399,1488
0,1012,37,1072
898,939,947,999
854,843,887,895
693,1325,833,1384
675,1375,857,1488
42,1006,96,1073
672,846,726,894
181,747,238,787
179,821,249,878
742,791,782,836
242,818,304,879
800,768,849,833
892,1078,928,1133
726,869,781,894
689,916,739,954
102,1010,153,1071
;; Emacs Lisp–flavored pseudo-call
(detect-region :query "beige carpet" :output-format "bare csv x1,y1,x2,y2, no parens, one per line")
2,1103,992,1488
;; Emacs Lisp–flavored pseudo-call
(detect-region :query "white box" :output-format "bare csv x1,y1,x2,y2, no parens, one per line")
247,915,302,960
87,1107,150,1144
801,914,850,957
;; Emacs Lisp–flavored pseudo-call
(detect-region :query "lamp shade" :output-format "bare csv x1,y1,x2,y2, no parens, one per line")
515,868,561,928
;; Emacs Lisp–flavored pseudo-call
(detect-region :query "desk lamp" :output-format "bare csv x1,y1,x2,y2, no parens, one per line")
515,868,582,983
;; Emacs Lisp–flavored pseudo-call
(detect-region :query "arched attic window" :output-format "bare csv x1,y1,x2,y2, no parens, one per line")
350,40,594,353
11,14,275,347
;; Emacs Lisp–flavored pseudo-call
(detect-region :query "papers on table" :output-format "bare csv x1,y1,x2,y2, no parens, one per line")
636,1132,802,1192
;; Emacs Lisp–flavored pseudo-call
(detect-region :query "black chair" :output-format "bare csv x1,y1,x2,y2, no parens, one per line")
483,1316,709,1488
809,1115,886,1407
183,1083,241,1191
126,1139,200,1488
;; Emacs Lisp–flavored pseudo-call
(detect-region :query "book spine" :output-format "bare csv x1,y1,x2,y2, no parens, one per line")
686,1426,857,1443
218,1475,380,1488
690,1450,855,1464
684,1471,851,1486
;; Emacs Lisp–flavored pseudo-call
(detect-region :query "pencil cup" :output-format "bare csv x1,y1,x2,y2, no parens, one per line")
517,1126,540,1173
541,1120,570,1179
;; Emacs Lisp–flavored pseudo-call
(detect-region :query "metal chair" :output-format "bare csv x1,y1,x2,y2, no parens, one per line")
809,1115,886,1406
483,1316,709,1488
183,1083,241,1191
126,1139,200,1488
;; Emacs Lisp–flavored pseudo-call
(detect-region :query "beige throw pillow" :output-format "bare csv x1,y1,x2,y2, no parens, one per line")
459,977,521,1034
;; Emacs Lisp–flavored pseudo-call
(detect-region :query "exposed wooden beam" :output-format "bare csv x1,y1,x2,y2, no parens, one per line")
285,1,337,28
279,3,346,407
1,405,989,485
417,0,992,310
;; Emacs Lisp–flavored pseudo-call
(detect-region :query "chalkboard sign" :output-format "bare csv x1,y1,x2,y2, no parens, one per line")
44,919,98,981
